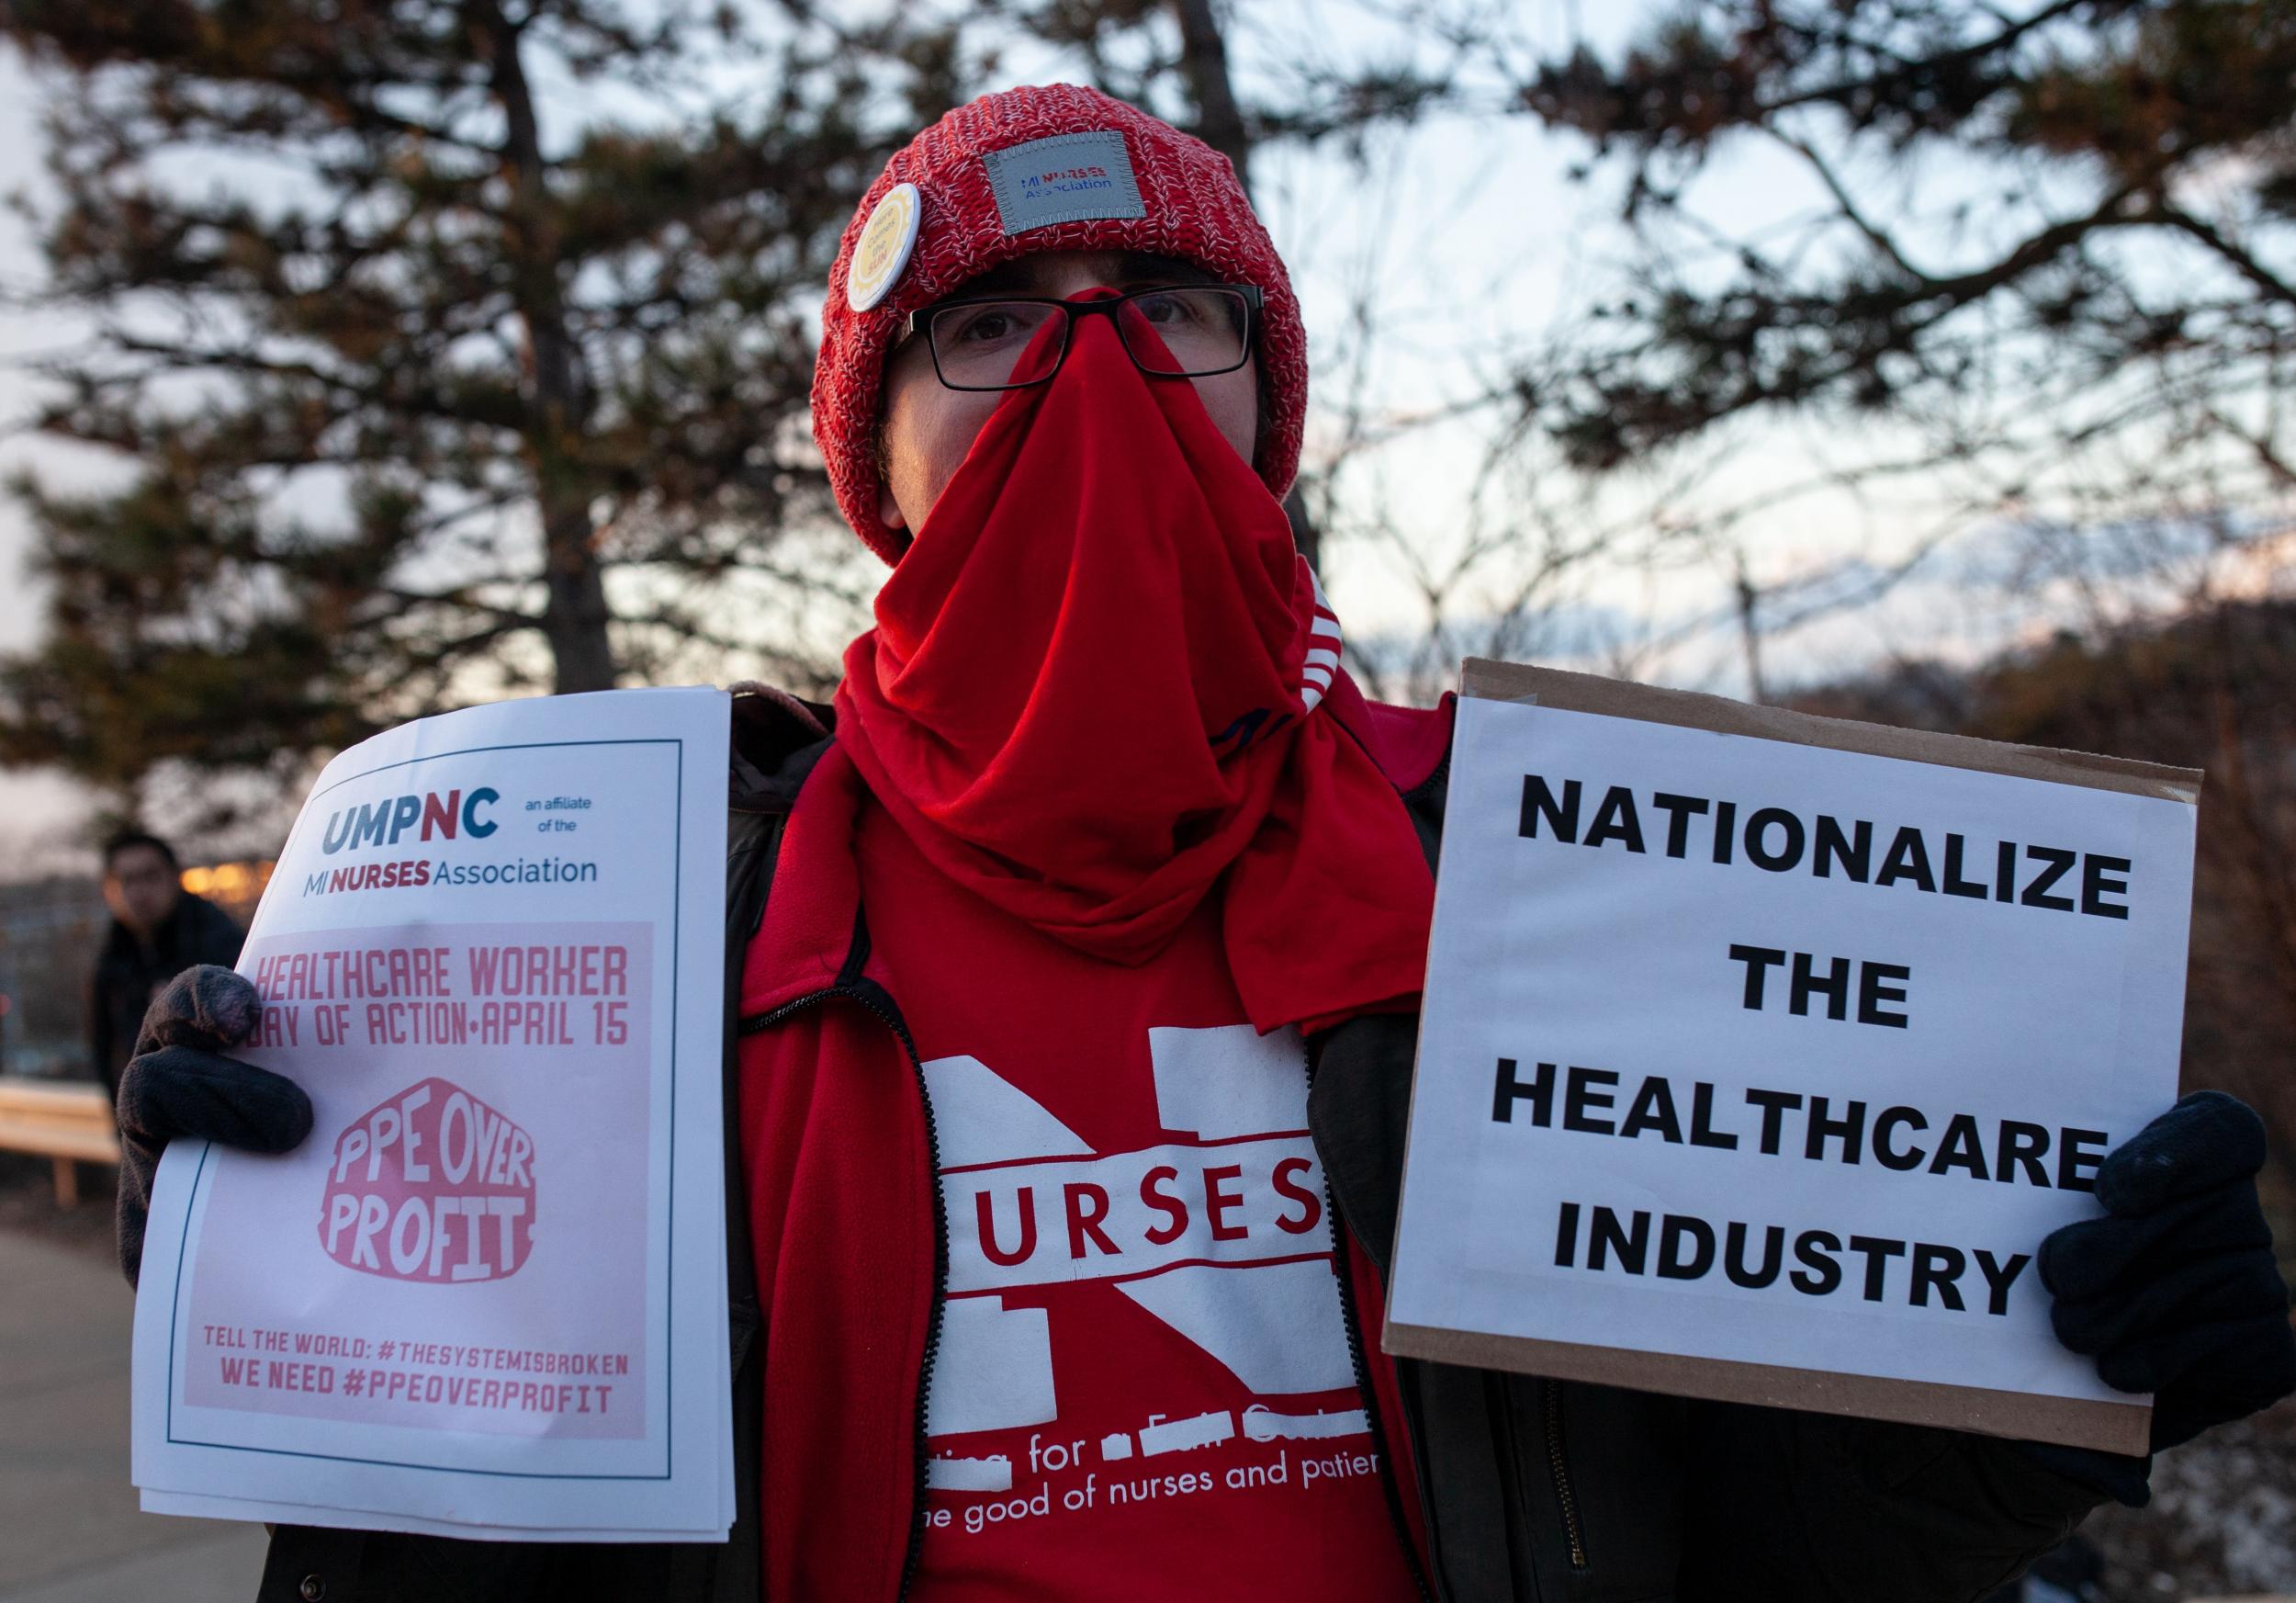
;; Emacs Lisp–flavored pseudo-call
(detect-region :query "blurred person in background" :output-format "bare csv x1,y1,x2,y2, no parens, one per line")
89,829,241,1101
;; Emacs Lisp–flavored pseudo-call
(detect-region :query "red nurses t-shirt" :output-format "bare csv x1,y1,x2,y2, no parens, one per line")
855,796,1420,1602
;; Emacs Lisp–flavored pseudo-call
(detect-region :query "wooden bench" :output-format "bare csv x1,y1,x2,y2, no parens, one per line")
0,1077,121,1206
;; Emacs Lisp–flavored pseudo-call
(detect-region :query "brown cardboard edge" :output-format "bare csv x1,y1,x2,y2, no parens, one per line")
1460,658,2202,806
1384,1322,2152,1457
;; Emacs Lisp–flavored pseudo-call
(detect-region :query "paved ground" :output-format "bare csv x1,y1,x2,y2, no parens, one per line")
0,1226,269,1603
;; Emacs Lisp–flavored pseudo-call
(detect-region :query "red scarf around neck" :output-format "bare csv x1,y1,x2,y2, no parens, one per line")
835,299,1433,1033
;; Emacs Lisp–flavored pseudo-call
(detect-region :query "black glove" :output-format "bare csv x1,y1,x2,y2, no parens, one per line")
116,965,312,1288
2024,1090,2296,1501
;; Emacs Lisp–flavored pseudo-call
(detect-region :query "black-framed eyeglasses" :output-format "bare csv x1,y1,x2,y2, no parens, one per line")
903,285,1263,392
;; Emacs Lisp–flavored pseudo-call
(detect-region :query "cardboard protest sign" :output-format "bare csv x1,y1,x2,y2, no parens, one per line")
132,687,734,1539
1383,660,2201,1455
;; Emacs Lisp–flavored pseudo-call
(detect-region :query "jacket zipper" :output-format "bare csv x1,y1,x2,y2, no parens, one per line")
737,974,950,1603
852,979,948,1603
1307,1050,1434,1603
1540,1378,1589,1571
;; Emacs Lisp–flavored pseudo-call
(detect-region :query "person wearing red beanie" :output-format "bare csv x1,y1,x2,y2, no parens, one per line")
785,81,1441,1600
110,80,2294,1603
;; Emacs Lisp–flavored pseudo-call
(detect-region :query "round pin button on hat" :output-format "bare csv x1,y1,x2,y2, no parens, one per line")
847,182,922,312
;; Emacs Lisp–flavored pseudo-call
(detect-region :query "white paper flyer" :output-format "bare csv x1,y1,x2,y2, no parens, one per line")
131,687,733,1540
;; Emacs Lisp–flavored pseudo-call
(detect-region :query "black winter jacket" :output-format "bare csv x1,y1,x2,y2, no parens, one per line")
93,892,243,1101
253,690,2105,1602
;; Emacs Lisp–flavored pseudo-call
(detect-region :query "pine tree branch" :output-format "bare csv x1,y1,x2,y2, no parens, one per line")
2205,408,2296,489
1757,0,2095,124
1768,128,1928,283
71,337,526,430
2151,203,2296,309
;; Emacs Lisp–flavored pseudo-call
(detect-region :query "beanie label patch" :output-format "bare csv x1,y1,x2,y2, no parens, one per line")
982,130,1145,234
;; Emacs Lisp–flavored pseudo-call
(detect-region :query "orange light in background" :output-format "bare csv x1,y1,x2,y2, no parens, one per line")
178,860,276,913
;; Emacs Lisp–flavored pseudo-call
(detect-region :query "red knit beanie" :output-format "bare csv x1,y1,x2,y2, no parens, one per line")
813,84,1309,564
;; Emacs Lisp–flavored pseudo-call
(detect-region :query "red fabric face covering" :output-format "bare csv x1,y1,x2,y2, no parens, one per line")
837,298,1434,1033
